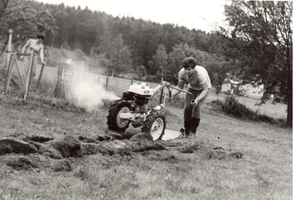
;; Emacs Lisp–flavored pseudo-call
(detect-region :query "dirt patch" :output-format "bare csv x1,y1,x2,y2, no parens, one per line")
0,131,243,171
24,135,54,143
49,136,82,158
0,138,38,155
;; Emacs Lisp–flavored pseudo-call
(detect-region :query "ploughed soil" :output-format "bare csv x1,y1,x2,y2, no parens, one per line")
0,94,243,173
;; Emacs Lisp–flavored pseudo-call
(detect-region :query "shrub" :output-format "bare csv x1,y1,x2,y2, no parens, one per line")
221,95,256,119
212,95,276,124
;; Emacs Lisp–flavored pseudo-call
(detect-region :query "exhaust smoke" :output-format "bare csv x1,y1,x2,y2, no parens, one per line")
66,70,119,112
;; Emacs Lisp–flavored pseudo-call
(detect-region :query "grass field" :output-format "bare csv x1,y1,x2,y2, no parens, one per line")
0,89,291,200
0,59,291,200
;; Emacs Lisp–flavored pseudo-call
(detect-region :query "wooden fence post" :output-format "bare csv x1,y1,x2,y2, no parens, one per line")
3,29,13,93
36,63,45,88
62,65,67,98
54,65,62,98
106,76,109,90
5,29,13,70
24,51,34,100
14,54,25,86
4,53,13,93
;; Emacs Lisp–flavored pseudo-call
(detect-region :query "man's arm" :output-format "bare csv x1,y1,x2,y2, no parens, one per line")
192,81,210,106
21,39,31,54
39,46,46,65
171,80,184,96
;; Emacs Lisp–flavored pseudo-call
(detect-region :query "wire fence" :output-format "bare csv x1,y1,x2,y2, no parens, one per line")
0,31,175,103
0,42,7,69
1,29,178,105
0,42,7,59
1,46,180,106
0,42,6,48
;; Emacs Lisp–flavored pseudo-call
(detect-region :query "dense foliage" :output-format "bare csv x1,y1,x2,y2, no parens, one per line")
0,0,228,84
219,1,292,126
0,0,291,126
0,0,58,40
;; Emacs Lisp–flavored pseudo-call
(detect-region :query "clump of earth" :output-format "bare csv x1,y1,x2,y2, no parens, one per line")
0,132,243,172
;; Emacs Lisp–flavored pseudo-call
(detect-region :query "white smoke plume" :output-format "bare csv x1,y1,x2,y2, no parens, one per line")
66,69,120,112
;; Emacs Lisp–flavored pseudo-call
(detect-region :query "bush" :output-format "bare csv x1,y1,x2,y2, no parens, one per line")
221,95,256,119
212,95,276,124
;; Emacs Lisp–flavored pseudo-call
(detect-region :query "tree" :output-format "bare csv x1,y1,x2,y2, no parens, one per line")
165,47,185,84
191,29,210,52
151,44,168,75
0,0,9,24
220,1,292,126
0,0,58,42
141,26,160,74
205,61,234,89
100,34,132,77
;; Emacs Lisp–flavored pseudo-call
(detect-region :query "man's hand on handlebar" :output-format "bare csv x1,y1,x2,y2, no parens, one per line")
165,82,171,87
191,99,198,107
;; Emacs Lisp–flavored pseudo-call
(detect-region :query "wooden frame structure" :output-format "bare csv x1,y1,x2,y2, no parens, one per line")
3,29,46,100
4,51,37,100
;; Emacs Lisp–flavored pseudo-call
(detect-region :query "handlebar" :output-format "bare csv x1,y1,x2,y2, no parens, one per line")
151,80,197,107
167,84,195,100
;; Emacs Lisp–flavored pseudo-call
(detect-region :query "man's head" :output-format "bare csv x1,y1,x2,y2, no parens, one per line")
182,57,197,77
37,34,45,43
182,57,197,69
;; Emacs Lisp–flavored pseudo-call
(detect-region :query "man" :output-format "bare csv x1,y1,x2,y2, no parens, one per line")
21,34,46,77
171,57,211,138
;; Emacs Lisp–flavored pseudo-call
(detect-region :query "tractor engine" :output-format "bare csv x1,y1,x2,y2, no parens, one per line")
122,83,154,107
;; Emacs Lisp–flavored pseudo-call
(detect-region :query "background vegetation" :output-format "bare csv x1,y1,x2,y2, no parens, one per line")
0,0,291,126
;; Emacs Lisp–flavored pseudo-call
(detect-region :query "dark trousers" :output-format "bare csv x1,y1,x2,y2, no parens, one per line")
184,88,205,136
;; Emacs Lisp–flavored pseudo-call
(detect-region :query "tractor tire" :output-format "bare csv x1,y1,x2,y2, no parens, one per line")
107,100,131,133
142,110,166,140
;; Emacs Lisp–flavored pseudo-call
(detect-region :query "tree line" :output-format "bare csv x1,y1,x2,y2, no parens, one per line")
0,0,292,126
0,0,228,84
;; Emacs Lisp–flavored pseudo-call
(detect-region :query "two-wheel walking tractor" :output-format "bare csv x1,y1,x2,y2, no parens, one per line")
107,79,194,140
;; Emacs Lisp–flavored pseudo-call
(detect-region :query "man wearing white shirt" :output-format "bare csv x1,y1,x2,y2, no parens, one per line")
171,57,211,138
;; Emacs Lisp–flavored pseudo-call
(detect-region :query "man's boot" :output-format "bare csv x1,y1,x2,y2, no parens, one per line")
184,120,191,137
190,118,200,138
184,105,192,138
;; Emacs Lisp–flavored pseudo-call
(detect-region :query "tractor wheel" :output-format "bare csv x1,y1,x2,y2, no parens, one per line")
107,100,131,132
142,110,166,140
